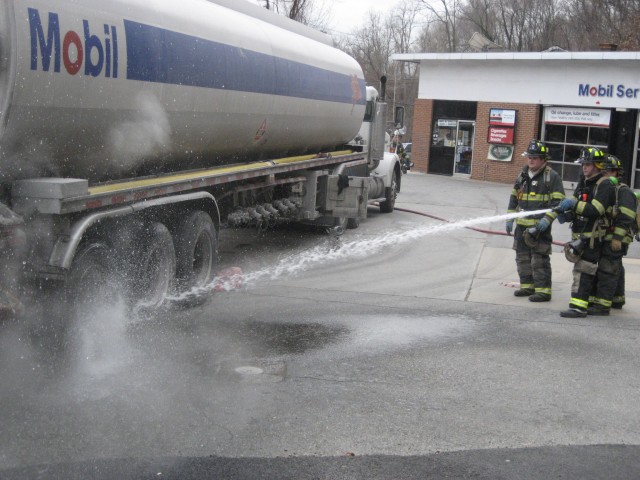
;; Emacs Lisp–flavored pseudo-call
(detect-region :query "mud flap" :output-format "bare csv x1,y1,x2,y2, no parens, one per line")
324,175,368,220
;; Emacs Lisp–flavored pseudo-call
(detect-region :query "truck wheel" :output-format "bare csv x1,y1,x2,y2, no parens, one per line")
334,217,348,230
173,211,217,291
379,171,399,213
347,217,360,229
66,241,115,309
336,217,359,230
129,222,176,309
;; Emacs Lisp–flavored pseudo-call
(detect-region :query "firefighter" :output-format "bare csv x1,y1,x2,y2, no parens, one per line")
506,140,565,302
595,154,637,312
556,147,616,318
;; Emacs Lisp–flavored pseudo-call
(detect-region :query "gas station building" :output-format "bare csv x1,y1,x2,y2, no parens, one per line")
391,51,640,189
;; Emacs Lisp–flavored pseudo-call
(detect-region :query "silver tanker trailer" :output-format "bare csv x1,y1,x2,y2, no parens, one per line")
0,0,401,314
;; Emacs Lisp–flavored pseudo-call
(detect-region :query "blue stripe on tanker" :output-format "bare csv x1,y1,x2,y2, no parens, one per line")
124,20,365,105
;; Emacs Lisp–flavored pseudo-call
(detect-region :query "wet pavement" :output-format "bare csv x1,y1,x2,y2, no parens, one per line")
1,172,640,478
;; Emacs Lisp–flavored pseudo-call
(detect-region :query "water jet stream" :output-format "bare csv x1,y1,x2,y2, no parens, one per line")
166,208,551,301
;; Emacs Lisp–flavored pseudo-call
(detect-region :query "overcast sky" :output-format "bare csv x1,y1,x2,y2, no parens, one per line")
322,0,392,35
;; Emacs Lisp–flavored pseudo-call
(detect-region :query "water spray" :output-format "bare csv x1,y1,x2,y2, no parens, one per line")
166,208,552,302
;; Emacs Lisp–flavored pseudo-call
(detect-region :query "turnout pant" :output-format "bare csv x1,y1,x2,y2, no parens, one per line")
513,225,552,296
613,264,626,306
570,239,603,311
591,242,625,309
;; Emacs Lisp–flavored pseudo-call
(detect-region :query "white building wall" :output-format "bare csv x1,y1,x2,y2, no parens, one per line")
391,53,640,110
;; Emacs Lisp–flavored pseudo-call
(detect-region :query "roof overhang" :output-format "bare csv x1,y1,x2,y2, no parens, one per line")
391,52,640,108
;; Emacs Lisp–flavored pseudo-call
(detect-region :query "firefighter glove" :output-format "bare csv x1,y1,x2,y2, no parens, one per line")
506,219,514,235
536,217,551,232
611,238,622,251
524,227,540,248
557,197,577,213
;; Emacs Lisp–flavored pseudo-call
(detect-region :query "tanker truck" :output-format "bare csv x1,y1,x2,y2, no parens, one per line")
0,0,401,314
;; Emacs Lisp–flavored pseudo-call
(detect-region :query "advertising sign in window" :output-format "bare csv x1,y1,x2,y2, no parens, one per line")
544,107,611,127
488,108,516,161
488,145,515,162
489,108,517,126
487,126,515,145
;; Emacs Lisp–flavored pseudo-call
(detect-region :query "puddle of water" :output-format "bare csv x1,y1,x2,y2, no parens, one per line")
242,321,349,355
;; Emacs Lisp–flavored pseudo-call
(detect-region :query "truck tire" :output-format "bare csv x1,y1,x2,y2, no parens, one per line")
335,216,359,230
347,217,360,229
129,222,176,309
379,171,399,213
173,210,217,291
334,217,348,229
66,241,115,309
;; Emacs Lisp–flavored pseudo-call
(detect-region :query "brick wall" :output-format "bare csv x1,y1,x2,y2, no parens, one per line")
411,99,434,172
472,102,542,184
410,99,542,185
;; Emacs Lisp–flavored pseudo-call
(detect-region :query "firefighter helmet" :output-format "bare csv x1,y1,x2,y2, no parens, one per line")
603,154,623,172
576,147,606,169
522,140,550,158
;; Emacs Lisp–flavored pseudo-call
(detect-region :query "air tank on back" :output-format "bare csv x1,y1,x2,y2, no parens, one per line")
0,0,366,183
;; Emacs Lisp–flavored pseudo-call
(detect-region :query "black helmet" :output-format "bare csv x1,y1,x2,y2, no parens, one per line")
522,140,549,158
576,147,606,169
603,154,622,171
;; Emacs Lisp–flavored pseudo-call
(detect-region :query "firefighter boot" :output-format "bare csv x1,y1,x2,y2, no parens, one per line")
587,305,610,316
514,288,535,297
560,308,587,318
529,293,551,302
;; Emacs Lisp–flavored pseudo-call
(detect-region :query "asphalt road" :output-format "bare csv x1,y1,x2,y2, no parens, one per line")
2,173,640,479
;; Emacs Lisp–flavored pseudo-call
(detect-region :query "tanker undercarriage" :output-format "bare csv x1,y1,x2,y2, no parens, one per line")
3,151,385,314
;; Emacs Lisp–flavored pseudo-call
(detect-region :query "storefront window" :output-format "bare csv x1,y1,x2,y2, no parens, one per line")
564,144,583,163
566,126,588,144
589,127,609,146
545,124,565,142
542,106,611,183
432,122,456,147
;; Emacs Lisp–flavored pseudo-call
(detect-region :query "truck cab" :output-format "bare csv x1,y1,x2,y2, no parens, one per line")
347,84,402,214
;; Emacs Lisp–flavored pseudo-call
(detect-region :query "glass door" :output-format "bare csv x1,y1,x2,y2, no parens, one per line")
454,120,475,175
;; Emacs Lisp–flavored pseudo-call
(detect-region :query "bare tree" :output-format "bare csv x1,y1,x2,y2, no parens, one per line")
342,12,395,86
460,0,500,41
457,0,568,51
391,0,422,54
564,0,640,50
417,0,464,52
618,11,640,50
340,2,421,135
389,1,421,136
259,0,330,29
